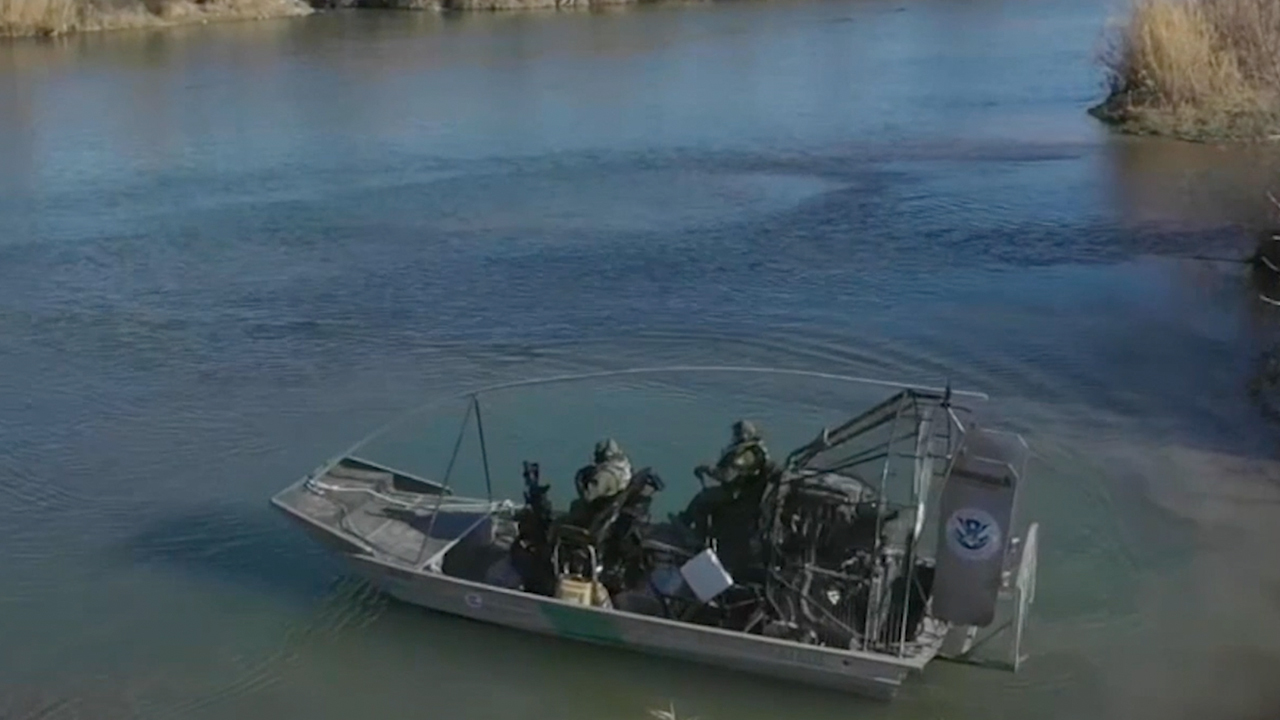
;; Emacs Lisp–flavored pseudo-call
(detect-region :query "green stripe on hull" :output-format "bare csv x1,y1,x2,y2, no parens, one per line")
539,601,629,647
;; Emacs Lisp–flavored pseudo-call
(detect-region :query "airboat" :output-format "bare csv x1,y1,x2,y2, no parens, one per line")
270,366,1039,700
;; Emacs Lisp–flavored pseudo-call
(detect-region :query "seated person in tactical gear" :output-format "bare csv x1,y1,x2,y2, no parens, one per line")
566,438,633,527
676,420,776,576
694,420,770,488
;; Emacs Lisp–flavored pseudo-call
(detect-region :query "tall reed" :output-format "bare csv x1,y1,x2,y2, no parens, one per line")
1093,0,1280,141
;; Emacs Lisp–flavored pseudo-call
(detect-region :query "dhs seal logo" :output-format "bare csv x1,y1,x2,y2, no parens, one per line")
946,508,1002,561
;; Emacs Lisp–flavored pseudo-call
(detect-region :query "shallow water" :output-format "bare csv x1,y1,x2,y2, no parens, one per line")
2,1,1280,718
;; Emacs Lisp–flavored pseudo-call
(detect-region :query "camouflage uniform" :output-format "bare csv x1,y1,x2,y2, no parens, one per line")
577,438,633,503
680,421,773,559
695,420,770,488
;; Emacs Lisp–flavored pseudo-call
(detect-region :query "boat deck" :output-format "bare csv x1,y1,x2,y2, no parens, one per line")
272,456,507,569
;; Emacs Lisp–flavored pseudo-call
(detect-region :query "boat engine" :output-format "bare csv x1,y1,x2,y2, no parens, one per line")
756,474,902,649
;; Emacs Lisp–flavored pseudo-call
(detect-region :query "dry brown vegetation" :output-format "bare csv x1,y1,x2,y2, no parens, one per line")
1092,0,1280,142
0,0,311,38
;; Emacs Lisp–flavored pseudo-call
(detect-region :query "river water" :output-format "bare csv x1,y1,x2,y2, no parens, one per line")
3,1,1280,718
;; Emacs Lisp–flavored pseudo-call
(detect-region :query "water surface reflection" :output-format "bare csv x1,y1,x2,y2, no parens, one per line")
3,0,1280,718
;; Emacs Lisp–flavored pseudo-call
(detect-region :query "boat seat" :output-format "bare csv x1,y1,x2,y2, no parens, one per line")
552,467,664,582
560,467,663,546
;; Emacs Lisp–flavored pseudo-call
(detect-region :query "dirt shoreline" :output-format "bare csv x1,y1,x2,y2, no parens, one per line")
1088,92,1280,144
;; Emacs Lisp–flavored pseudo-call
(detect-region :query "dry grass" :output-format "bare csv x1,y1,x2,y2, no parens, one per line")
0,0,80,34
0,0,312,38
1092,0,1280,142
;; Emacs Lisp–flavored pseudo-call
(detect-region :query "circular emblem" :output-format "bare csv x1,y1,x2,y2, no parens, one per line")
464,593,483,609
945,508,1002,561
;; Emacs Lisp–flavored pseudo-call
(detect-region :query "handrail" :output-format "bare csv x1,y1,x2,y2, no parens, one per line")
307,364,991,491
466,365,988,401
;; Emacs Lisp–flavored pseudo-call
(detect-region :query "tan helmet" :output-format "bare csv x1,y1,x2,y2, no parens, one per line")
594,437,623,462
732,420,760,442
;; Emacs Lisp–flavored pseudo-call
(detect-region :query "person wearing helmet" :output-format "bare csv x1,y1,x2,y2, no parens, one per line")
677,420,774,568
574,437,633,503
694,419,770,488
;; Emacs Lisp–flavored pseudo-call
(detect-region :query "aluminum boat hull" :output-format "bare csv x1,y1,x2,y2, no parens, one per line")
344,551,916,699
269,467,930,701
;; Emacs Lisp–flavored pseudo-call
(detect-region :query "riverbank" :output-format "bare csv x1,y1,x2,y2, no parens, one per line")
0,0,672,37
0,0,312,38
314,0,658,10
1090,0,1280,142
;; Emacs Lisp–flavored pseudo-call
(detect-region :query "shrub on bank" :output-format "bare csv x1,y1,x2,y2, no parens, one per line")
0,0,311,37
0,0,78,35
1090,0,1280,142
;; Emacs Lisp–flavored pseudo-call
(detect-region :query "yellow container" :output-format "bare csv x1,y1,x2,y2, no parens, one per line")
555,577,595,605
555,577,612,608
